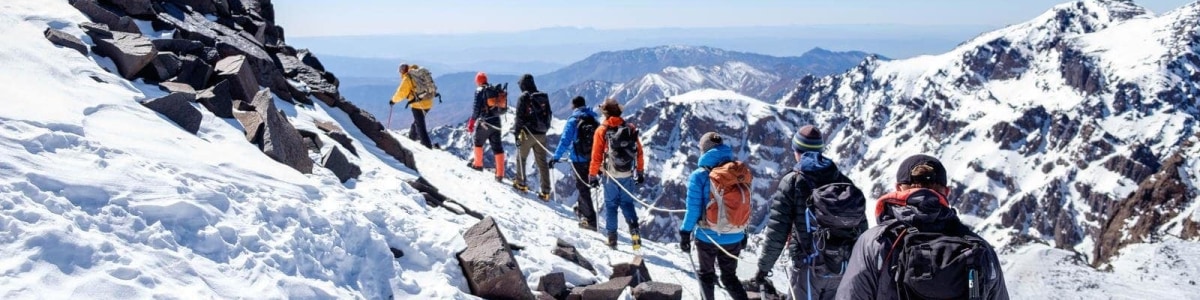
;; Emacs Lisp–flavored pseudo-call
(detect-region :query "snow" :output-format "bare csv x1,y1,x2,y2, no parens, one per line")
1005,238,1200,300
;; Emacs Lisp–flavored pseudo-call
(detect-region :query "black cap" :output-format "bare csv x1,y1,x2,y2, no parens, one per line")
572,96,586,108
896,154,947,186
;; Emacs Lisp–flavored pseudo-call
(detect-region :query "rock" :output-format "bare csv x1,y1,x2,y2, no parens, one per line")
1093,152,1193,266
43,28,88,56
151,39,204,55
108,0,155,17
314,120,340,133
632,282,682,300
158,81,195,94
610,256,652,287
215,55,259,102
569,276,632,300
78,22,112,39
175,55,212,90
232,15,267,43
157,3,220,46
214,31,281,96
536,292,557,300
536,272,567,300
73,0,140,34
298,129,323,152
233,108,264,144
297,49,325,72
164,0,227,16
149,52,182,81
335,100,417,171
320,145,360,183
256,89,313,174
196,79,234,118
457,217,535,300
275,52,332,104
91,31,157,79
141,92,202,134
326,131,357,156
552,239,596,273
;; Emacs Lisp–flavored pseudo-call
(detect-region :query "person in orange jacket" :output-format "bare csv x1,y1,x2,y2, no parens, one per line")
390,64,434,148
587,98,646,250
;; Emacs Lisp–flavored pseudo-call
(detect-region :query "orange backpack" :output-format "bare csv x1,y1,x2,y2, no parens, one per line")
485,83,508,111
702,161,753,233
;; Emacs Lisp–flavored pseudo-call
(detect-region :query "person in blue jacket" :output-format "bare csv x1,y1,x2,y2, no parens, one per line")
679,132,749,300
550,96,601,230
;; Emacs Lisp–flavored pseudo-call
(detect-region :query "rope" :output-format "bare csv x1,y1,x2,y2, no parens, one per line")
696,230,757,265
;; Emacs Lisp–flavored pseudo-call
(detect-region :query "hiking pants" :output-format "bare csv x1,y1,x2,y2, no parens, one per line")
473,122,503,154
515,132,550,194
789,265,841,300
602,176,638,235
696,241,749,300
573,161,596,226
411,108,432,148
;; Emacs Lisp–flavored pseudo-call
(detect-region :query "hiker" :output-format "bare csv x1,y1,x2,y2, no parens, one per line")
468,72,506,182
389,64,435,148
588,98,646,250
679,132,750,300
835,154,1010,300
550,96,601,230
512,74,553,200
752,125,866,300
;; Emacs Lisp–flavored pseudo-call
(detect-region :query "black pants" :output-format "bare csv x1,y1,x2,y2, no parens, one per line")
572,161,596,225
696,241,749,300
411,108,432,148
473,121,503,154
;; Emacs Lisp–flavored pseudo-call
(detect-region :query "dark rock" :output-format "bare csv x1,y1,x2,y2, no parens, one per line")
335,99,417,171
215,55,259,102
320,146,361,183
569,276,632,300
536,292,556,300
298,129,323,152
326,131,357,156
632,282,683,300
73,0,141,34
164,0,228,16
232,15,267,43
256,89,313,174
297,49,325,72
551,239,595,273
149,52,182,81
536,272,567,300
90,31,157,79
276,52,335,103
158,81,195,94
151,38,203,55
457,217,535,300
141,92,202,134
1094,152,1193,266
610,256,652,287
1059,45,1104,95
213,31,280,95
107,0,155,17
963,38,1029,85
44,28,88,56
314,120,340,133
157,3,219,46
78,22,113,39
196,79,234,118
175,55,212,90
233,109,264,144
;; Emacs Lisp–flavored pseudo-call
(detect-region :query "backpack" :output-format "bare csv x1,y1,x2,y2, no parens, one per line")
572,115,599,158
486,83,508,111
603,124,639,174
701,161,754,234
800,175,867,277
884,220,993,300
521,92,552,133
408,66,438,102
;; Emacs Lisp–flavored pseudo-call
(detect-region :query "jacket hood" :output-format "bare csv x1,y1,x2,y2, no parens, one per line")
794,152,840,181
698,144,734,168
518,74,537,92
602,116,625,127
875,189,958,230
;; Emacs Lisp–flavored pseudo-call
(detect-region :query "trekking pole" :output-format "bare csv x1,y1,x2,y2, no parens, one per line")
685,242,709,300
386,104,394,129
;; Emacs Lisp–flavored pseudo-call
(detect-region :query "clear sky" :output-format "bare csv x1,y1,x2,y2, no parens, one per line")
274,0,1196,37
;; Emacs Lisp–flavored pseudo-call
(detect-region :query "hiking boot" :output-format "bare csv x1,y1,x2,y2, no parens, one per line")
606,232,617,250
578,220,596,231
537,192,551,201
630,229,642,252
512,182,529,192
467,161,483,171
495,175,503,182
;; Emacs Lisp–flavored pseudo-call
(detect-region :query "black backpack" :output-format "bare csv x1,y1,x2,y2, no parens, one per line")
884,220,994,300
603,124,639,173
572,115,599,158
800,175,867,277
521,92,552,133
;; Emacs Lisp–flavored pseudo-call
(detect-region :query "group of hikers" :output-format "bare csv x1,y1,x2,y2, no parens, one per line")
389,65,1010,300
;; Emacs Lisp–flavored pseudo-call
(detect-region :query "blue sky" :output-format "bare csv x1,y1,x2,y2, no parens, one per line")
275,0,1195,37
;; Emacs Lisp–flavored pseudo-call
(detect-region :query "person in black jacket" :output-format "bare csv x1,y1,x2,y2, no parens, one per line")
752,125,865,300
834,154,1009,300
512,74,552,200
468,72,505,182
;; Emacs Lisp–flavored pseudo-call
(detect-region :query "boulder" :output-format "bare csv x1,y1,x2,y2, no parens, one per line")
149,52,182,81
78,22,112,39
314,120,340,133
458,217,535,300
196,79,234,118
256,89,313,174
568,276,633,300
158,81,196,94
214,32,281,95
552,239,596,273
141,92,202,134
536,292,557,300
43,28,88,55
157,3,219,46
297,49,325,72
326,131,357,156
175,55,212,90
320,146,360,183
298,129,323,152
233,109,264,144
164,0,228,16
536,272,567,300
232,15,267,43
632,282,682,300
610,256,652,287
73,0,140,34
151,39,203,55
335,100,417,171
215,55,259,102
91,31,157,79
108,0,155,18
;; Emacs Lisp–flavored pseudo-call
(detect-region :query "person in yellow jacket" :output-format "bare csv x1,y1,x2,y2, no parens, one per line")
390,64,434,148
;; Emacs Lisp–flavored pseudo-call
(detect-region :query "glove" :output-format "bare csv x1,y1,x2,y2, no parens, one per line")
634,172,645,185
466,118,476,134
751,271,777,295
679,230,692,253
403,100,411,109
588,176,599,188
389,101,396,106
548,159,558,168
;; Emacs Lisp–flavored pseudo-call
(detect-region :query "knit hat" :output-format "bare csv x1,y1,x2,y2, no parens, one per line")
896,154,948,186
699,132,723,153
572,96,586,108
792,125,824,153
475,72,488,85
599,98,622,116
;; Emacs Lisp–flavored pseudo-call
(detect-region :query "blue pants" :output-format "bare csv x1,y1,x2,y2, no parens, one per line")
602,176,639,234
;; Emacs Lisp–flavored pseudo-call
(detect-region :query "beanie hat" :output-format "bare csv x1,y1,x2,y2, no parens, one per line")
896,154,948,186
792,125,824,153
572,96,586,108
600,98,622,116
475,72,488,85
699,132,723,153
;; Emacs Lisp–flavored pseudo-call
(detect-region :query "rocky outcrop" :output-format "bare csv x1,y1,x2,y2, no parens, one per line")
457,217,535,300
320,146,360,183
1058,45,1104,95
551,239,595,273
197,80,234,118
255,89,312,174
141,92,202,134
72,0,140,34
632,282,683,300
215,55,259,102
175,55,212,90
567,276,632,300
87,29,157,79
536,272,568,300
610,255,653,288
1094,151,1195,266
43,28,87,55
962,38,1029,86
